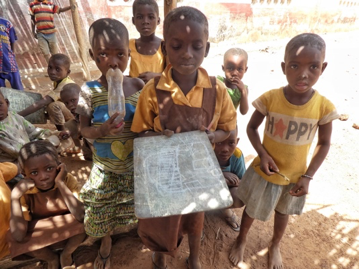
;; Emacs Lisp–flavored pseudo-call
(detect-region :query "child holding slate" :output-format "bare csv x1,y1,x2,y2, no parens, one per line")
131,6,236,269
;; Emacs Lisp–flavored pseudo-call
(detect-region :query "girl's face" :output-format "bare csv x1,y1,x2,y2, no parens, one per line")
281,46,327,95
23,153,58,191
163,20,210,77
214,130,238,166
222,54,248,82
0,95,9,121
90,35,130,85
132,4,160,37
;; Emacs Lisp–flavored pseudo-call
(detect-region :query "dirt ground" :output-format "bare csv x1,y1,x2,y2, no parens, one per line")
11,30,359,269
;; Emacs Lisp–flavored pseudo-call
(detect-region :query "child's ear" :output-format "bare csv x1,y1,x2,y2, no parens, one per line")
67,69,71,76
245,66,248,73
128,48,131,58
236,137,239,145
161,40,166,56
281,62,286,74
204,42,210,58
157,17,160,25
321,62,328,74
5,98,9,106
89,49,94,60
132,17,135,25
222,65,225,72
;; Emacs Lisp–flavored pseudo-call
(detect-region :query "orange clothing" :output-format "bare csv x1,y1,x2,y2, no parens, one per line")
131,65,237,133
0,162,17,259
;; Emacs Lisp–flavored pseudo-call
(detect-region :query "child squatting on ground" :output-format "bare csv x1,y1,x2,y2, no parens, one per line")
77,18,144,269
228,33,340,269
214,127,246,232
8,140,86,269
131,6,237,269
18,53,82,154
60,83,93,160
129,0,166,83
217,48,249,115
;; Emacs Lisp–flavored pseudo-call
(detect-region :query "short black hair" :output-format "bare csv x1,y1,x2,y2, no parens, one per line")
163,6,208,40
61,83,81,97
18,140,59,170
89,18,129,49
132,0,159,16
285,33,326,61
49,53,71,70
224,48,248,63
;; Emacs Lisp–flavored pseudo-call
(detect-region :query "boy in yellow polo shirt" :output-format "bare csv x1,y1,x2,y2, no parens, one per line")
131,6,236,269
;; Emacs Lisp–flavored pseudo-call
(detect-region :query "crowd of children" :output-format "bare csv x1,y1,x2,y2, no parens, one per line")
0,0,340,268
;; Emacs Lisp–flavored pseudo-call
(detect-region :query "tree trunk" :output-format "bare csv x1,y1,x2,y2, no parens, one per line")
69,0,91,81
164,0,177,18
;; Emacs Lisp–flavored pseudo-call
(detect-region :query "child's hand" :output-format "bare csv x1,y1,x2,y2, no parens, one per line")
162,129,174,137
138,72,158,84
99,112,125,136
199,125,216,143
289,176,310,197
55,163,67,184
259,154,279,176
11,179,35,200
231,77,248,96
223,172,240,187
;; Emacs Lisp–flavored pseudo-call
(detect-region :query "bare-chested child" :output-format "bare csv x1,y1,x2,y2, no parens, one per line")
229,33,339,268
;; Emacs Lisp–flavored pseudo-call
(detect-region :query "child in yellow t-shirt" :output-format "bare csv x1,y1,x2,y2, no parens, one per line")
129,0,165,83
229,33,340,268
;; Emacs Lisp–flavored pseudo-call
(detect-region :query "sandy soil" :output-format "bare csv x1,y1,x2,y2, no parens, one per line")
10,31,359,269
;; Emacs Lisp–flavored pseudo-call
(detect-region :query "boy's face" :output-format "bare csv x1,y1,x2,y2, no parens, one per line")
281,46,327,94
132,4,160,37
222,54,248,82
60,90,79,114
23,153,58,191
214,130,239,166
47,58,70,83
163,20,210,77
0,95,9,121
90,35,130,80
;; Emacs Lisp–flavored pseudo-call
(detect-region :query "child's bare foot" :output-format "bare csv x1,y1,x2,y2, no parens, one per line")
186,256,201,269
229,238,246,266
152,252,166,269
268,243,283,269
94,251,111,269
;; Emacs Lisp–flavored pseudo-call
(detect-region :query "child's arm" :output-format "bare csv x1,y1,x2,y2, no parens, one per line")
247,110,278,175
59,3,76,13
289,122,333,197
223,172,240,187
30,15,36,39
231,77,249,115
18,95,53,117
80,112,125,139
138,72,162,84
138,129,174,138
54,163,84,222
10,179,35,242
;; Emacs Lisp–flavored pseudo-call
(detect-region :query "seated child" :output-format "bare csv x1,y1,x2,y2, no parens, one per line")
129,0,165,83
217,48,249,115
214,128,246,232
18,53,75,132
131,6,236,269
0,162,18,259
0,91,52,164
8,140,86,269
60,83,93,159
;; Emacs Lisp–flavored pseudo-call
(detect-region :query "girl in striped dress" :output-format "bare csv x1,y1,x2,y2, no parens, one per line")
76,18,144,269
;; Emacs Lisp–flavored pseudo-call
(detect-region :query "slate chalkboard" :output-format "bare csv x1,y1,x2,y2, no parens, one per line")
0,87,47,124
134,131,233,219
